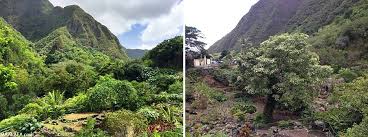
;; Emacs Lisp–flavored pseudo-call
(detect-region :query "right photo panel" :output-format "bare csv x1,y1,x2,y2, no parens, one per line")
185,0,368,137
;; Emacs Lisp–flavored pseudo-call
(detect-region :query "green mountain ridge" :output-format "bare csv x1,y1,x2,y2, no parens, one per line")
0,0,128,59
126,49,149,59
209,0,360,53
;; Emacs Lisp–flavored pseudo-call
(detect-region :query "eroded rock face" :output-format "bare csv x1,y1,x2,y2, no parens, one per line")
0,0,127,59
208,0,359,53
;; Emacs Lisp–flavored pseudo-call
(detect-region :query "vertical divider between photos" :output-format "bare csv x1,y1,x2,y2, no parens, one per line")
182,13,186,136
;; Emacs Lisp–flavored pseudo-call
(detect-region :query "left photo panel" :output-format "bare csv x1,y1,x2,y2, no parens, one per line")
0,0,184,137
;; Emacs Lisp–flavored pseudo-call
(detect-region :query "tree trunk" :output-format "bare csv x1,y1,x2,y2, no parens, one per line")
263,93,276,123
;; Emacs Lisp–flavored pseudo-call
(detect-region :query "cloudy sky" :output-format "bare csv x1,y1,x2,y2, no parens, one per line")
49,0,183,50
185,0,258,49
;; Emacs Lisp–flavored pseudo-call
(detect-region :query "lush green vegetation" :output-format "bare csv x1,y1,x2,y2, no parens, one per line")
0,15,183,137
192,0,368,136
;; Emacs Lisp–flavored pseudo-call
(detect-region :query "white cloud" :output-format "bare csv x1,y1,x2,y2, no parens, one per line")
49,0,181,35
141,2,184,43
136,43,156,50
185,0,259,48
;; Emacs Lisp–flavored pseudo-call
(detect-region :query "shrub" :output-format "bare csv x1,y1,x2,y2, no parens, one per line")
152,92,183,104
254,113,267,128
344,118,368,137
16,117,42,134
20,103,43,116
20,91,65,120
0,95,8,120
86,82,118,111
0,114,33,132
62,92,88,113
86,77,140,111
338,68,358,82
114,80,139,110
156,104,182,125
76,118,109,137
277,120,294,129
123,61,146,82
212,69,239,86
158,128,183,137
168,81,183,94
230,102,257,121
193,82,227,102
148,74,176,92
131,81,155,106
137,107,160,123
104,109,148,137
316,107,363,132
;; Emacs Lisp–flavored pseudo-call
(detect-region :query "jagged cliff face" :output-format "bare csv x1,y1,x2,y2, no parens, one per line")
209,0,359,53
0,0,127,59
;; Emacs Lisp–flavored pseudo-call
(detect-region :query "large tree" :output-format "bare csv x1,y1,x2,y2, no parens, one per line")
185,26,207,68
185,26,206,52
143,36,183,70
237,33,332,122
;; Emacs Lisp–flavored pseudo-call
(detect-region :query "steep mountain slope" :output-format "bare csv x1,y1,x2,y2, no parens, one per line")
0,0,127,59
209,0,359,53
0,18,43,71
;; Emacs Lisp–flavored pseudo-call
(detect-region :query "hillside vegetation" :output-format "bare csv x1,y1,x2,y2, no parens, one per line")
188,0,368,136
0,0,183,136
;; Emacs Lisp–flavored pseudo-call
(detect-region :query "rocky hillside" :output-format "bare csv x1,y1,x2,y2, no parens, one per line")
209,0,359,53
0,0,127,59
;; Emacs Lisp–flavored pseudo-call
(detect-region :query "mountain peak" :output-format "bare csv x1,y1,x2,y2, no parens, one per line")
0,0,128,59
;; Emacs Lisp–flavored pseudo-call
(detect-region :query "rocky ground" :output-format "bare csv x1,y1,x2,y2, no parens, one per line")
36,113,105,136
186,73,332,137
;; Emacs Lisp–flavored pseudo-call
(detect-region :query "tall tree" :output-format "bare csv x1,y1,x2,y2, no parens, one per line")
185,26,206,54
237,33,332,122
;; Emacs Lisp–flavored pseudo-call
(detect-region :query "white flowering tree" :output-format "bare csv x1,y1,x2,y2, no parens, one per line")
237,33,332,122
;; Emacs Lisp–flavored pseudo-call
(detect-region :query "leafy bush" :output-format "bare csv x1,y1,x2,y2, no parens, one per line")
152,92,182,104
0,114,33,132
253,113,267,128
148,74,176,92
277,120,294,129
20,103,43,116
344,118,368,137
123,61,146,82
131,81,155,106
316,107,363,132
86,79,118,111
20,91,65,120
16,117,42,134
62,92,88,113
143,36,183,69
45,61,97,97
230,102,256,121
338,68,358,83
158,128,183,137
168,81,183,94
137,107,160,123
76,118,109,137
193,82,227,102
104,109,148,137
0,95,8,120
156,104,182,125
86,77,140,111
114,80,139,110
